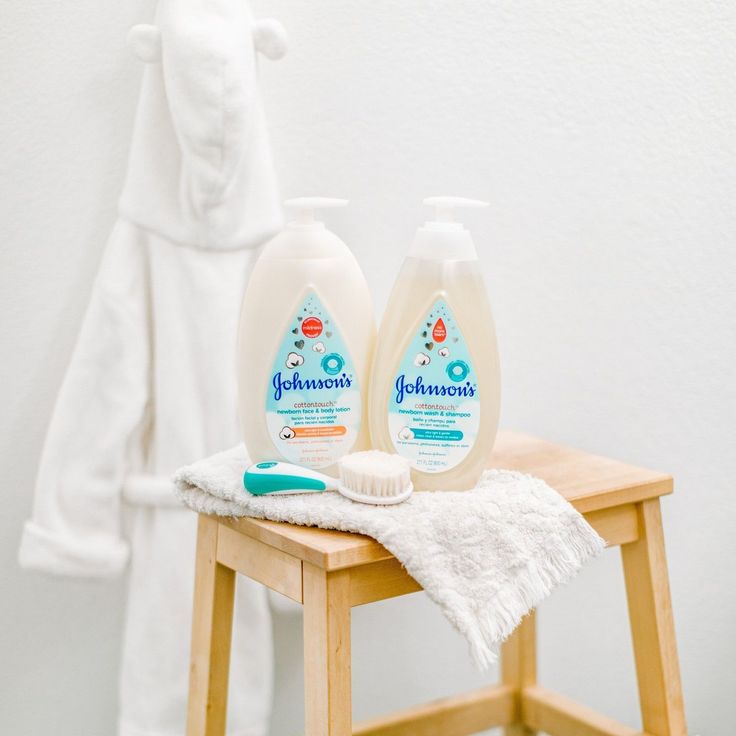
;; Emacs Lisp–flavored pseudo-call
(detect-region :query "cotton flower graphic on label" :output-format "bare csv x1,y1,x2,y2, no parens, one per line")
414,352,431,367
398,426,415,441
279,426,296,440
313,341,326,353
438,347,450,358
285,351,304,369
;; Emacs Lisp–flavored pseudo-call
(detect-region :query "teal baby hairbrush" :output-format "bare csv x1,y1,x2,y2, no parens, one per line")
244,451,413,505
243,461,336,495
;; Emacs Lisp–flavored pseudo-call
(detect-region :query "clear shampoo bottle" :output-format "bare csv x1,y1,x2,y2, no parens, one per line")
238,198,375,474
368,197,500,491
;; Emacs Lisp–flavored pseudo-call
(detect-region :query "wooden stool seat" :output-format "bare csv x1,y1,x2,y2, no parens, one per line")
186,432,687,736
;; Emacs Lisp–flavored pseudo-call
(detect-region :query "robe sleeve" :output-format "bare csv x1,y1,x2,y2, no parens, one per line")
18,220,151,577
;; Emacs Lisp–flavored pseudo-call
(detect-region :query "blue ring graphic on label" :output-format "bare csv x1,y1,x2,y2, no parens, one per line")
446,360,470,382
321,353,344,375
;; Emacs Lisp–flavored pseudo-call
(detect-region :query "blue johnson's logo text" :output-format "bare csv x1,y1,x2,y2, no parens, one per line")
272,371,352,401
395,374,476,404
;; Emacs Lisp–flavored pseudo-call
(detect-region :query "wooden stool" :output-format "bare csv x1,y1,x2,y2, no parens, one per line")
185,432,687,736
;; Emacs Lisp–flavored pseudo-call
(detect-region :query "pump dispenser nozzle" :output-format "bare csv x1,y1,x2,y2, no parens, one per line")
285,197,348,227
423,196,489,225
408,196,489,261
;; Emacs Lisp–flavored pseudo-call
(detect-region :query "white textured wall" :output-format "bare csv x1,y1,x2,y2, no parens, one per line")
2,1,735,734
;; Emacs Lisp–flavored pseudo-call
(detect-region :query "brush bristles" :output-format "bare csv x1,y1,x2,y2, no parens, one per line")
338,451,411,498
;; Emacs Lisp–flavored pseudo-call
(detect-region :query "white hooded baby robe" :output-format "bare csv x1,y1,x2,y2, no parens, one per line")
18,1,288,734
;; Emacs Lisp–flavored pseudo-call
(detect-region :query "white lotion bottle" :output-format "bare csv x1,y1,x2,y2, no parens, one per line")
368,197,500,491
238,198,375,474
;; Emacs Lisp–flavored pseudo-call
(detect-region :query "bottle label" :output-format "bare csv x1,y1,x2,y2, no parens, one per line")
388,298,480,473
265,291,360,468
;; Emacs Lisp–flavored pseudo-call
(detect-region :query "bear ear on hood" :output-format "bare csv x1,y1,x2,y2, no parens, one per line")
252,18,288,60
128,24,162,63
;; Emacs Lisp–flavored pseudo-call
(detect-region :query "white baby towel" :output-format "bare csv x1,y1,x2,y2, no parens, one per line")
174,446,605,668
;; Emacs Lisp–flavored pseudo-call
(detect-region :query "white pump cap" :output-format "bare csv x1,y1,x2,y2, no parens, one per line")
408,196,489,260
423,196,489,225
261,197,351,260
284,197,348,227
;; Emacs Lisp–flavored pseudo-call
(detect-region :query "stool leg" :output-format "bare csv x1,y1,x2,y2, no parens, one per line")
303,563,352,735
621,499,686,736
186,515,236,736
501,610,537,736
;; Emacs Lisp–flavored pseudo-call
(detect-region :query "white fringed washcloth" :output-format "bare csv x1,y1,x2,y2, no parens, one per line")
174,446,604,668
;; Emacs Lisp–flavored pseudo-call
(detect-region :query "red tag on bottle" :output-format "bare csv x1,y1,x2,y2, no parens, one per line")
302,316,323,338
432,318,447,343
